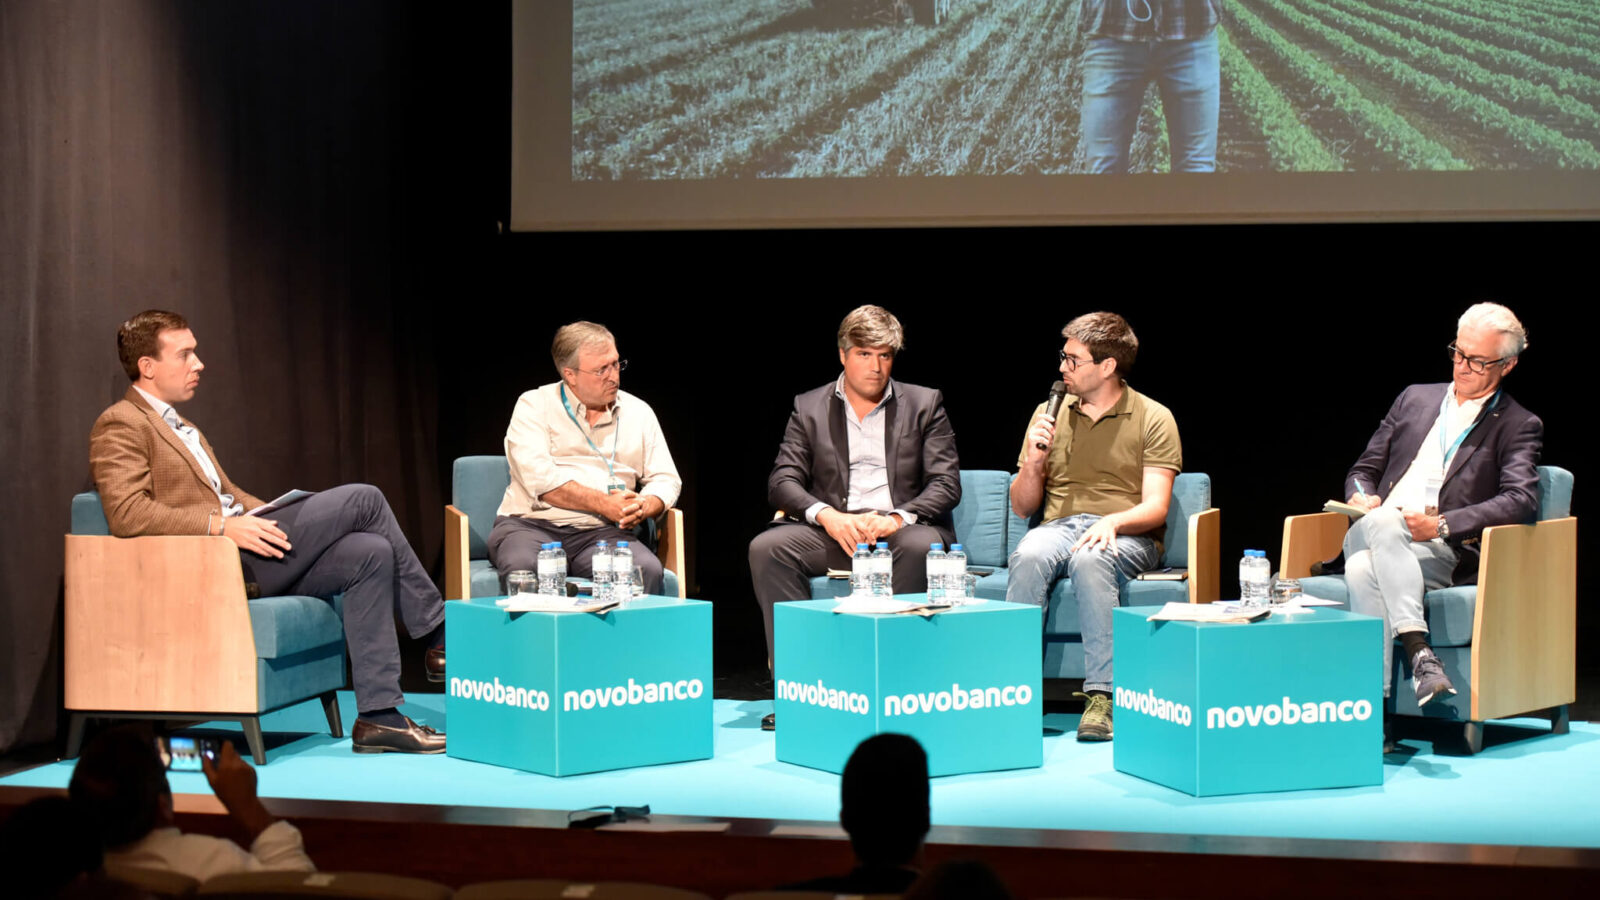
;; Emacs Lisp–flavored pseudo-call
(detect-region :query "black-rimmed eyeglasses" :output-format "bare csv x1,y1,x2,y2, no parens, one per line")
1446,344,1505,375
1059,349,1097,372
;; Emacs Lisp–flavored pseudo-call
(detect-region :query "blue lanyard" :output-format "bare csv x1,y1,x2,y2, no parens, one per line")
560,384,619,481
1437,387,1500,471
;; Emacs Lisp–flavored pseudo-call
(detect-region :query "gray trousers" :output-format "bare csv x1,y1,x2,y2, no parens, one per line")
1342,506,1456,695
487,515,665,596
748,521,952,667
240,484,443,714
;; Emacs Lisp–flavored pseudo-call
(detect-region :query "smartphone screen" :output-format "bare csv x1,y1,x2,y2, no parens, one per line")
157,736,219,772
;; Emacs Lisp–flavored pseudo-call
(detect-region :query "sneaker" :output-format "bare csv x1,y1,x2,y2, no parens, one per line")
1074,691,1113,742
1412,647,1457,707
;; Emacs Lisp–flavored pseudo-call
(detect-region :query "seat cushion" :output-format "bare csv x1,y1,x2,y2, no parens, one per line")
1297,575,1475,648
248,594,345,659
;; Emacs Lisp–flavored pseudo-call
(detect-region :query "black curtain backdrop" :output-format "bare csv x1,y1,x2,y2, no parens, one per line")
2,1,1590,755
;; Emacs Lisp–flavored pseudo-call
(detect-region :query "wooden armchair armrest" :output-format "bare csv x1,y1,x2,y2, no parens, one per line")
444,504,471,600
658,507,689,598
1471,516,1577,721
1280,512,1349,580
1188,507,1220,604
64,534,258,712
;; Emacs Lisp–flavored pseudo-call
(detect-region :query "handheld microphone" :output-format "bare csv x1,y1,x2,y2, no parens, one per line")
1037,382,1068,451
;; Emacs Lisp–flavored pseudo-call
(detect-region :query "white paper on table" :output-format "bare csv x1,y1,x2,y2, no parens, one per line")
833,596,948,616
495,595,619,614
247,489,315,517
768,824,848,838
1285,596,1343,607
1146,601,1269,623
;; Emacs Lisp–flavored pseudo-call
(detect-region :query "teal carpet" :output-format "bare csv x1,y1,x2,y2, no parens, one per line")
9,695,1597,849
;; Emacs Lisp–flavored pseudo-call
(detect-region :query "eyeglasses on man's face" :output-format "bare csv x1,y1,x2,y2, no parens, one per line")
1059,349,1097,372
574,359,628,378
1446,344,1505,375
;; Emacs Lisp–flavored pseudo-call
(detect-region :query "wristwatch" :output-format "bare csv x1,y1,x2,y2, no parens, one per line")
1436,515,1451,540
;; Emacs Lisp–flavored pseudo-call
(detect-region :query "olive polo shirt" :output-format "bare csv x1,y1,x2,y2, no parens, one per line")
1015,384,1183,552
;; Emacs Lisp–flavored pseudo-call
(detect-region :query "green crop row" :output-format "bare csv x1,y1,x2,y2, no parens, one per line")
1295,0,1600,142
1216,26,1344,171
1247,0,1600,167
1223,3,1465,169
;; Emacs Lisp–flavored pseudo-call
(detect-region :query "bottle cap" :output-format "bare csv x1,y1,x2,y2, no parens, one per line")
857,543,869,549
877,542,889,549
617,541,629,548
951,544,964,551
930,543,944,551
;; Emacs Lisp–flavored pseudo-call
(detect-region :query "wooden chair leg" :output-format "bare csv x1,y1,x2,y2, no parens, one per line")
65,714,89,759
321,691,345,739
1463,720,1484,755
241,717,268,765
1550,705,1570,735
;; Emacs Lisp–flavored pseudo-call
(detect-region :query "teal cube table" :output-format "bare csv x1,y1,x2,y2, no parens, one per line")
774,597,1042,776
445,596,712,776
1112,605,1383,796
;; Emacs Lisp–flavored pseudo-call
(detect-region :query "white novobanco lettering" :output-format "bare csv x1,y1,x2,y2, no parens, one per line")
449,676,551,711
562,677,705,712
775,678,871,715
1205,696,1373,729
882,682,1034,717
1113,686,1193,726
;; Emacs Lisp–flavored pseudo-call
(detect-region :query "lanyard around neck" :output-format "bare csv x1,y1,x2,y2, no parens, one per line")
1437,387,1500,471
560,384,618,480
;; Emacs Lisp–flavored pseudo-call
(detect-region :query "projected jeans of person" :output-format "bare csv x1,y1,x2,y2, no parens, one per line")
1079,31,1220,174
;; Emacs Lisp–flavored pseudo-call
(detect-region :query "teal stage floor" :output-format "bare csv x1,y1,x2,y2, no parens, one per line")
8,695,1597,849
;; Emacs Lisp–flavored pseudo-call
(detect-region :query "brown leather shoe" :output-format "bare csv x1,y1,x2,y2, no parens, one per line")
424,648,445,683
352,715,445,754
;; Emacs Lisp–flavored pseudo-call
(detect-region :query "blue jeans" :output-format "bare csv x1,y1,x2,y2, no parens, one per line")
1005,514,1161,694
1079,31,1220,173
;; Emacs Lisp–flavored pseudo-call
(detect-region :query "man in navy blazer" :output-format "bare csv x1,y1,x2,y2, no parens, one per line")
1341,302,1542,708
749,306,961,727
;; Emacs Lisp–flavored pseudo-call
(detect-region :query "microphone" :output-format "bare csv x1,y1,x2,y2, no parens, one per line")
1037,382,1068,451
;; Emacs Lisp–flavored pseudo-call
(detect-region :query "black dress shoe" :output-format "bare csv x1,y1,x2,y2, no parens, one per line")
352,715,446,754
761,713,775,732
424,648,445,683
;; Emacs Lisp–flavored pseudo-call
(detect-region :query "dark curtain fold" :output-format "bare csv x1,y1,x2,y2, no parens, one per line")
0,0,440,753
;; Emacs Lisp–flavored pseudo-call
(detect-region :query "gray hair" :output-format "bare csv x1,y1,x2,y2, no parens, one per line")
551,321,615,374
1457,303,1527,360
836,305,905,353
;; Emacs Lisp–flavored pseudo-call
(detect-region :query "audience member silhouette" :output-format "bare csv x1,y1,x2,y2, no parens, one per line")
784,732,930,893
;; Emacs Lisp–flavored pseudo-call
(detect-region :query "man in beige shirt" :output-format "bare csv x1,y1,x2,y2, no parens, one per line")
1006,312,1182,742
488,321,682,594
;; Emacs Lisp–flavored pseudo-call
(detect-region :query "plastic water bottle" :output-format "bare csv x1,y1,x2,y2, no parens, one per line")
871,542,893,597
947,543,968,604
925,543,947,601
593,540,613,602
850,543,872,596
537,543,561,595
551,541,567,594
613,540,634,602
1239,549,1271,608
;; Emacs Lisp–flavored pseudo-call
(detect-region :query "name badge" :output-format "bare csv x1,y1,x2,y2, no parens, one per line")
1423,476,1442,517
607,480,628,494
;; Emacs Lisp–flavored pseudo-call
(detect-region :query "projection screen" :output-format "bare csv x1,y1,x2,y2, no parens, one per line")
513,0,1600,230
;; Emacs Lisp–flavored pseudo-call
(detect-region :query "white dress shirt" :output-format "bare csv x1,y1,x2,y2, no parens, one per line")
106,821,314,883
133,386,242,517
498,382,681,528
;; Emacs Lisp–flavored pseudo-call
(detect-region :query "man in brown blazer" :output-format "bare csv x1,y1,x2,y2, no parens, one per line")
89,310,446,754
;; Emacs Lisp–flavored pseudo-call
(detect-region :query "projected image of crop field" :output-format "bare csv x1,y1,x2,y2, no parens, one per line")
571,0,1600,177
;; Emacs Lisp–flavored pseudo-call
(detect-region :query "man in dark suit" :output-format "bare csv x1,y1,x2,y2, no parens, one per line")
748,305,961,728
89,310,446,754
1341,302,1542,708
